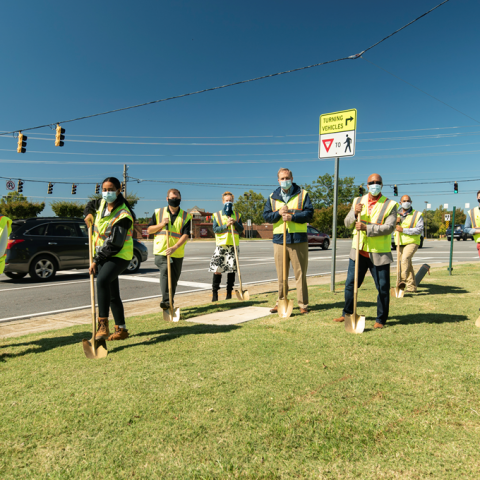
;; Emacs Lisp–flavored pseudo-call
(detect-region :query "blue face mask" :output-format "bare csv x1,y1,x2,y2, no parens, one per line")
223,201,233,217
280,179,292,189
368,184,382,196
102,191,118,203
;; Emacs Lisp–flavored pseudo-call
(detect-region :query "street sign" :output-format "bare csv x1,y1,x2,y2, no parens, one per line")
319,109,357,158
465,203,470,209
427,204,431,209
6,180,15,191
247,219,252,227
445,214,451,221
446,221,450,228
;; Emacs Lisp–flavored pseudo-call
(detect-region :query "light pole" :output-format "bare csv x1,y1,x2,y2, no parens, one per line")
424,201,428,239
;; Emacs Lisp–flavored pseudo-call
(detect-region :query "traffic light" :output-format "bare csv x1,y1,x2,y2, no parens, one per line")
47,183,53,194
358,185,364,196
55,124,65,147
17,180,24,193
454,181,458,194
71,184,77,195
394,185,398,196
95,184,100,194
121,182,125,193
17,132,27,153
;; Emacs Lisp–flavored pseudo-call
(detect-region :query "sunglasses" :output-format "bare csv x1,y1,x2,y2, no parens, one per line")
367,181,382,185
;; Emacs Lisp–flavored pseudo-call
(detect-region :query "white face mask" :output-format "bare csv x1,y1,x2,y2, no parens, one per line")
280,179,292,189
368,184,382,196
401,202,412,210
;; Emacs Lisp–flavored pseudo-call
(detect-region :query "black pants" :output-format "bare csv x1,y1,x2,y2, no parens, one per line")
342,257,391,325
96,257,130,324
155,255,183,305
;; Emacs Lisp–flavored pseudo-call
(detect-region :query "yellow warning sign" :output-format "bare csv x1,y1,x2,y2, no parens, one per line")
319,109,357,134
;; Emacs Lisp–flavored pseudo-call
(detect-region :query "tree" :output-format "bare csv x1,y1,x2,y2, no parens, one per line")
234,190,266,225
302,173,359,209
50,201,85,218
311,204,352,238
0,191,45,219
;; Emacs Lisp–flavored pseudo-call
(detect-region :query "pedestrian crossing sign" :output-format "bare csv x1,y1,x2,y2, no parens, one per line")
319,108,357,158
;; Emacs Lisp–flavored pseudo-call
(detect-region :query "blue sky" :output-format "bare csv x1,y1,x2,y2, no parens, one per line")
1,0,479,217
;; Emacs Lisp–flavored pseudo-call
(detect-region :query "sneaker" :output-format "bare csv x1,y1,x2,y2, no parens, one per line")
108,326,129,341
95,318,110,340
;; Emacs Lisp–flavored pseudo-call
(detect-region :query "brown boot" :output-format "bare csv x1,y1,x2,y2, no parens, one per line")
270,306,278,313
108,325,129,341
333,316,345,323
95,318,110,340
374,322,384,329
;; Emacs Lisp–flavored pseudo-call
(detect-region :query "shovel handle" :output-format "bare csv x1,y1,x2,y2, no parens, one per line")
230,224,243,290
88,225,96,355
166,228,174,317
396,230,401,283
353,213,361,318
283,220,288,300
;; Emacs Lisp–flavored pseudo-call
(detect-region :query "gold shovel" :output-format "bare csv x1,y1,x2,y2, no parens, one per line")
345,214,365,334
162,228,180,322
475,310,480,328
82,225,108,359
231,225,249,301
278,221,294,318
391,230,405,298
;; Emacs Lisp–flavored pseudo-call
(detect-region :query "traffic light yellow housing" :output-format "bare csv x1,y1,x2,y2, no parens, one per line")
55,124,65,147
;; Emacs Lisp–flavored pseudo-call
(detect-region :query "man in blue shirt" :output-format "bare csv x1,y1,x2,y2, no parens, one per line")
263,168,314,314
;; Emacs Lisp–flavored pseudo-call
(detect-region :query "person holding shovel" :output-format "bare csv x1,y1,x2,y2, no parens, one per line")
333,173,397,329
263,168,314,314
395,195,424,293
84,177,135,341
147,188,192,312
209,191,244,302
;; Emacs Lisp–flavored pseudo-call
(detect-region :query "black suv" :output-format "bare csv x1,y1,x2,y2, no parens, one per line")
4,217,148,281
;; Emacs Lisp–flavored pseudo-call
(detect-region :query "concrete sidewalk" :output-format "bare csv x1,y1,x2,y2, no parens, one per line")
0,261,463,339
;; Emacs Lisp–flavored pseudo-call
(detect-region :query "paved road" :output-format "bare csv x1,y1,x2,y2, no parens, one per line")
1,239,477,323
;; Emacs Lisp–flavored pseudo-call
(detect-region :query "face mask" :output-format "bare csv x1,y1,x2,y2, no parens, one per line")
477,199,480,204
401,202,412,210
102,191,117,203
168,198,181,208
223,201,233,216
368,184,382,196
280,179,292,189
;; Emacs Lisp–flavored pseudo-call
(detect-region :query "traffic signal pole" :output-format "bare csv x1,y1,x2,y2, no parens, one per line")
123,164,128,200
448,206,456,275
330,157,339,292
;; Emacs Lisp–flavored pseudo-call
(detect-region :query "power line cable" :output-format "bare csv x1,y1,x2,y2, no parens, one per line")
0,0,451,137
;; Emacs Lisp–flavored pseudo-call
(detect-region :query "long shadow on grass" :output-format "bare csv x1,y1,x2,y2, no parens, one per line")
181,299,269,320
389,312,469,325
416,283,468,295
111,323,240,353
0,331,89,362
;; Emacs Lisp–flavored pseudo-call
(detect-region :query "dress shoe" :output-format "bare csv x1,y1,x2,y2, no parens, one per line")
300,308,309,314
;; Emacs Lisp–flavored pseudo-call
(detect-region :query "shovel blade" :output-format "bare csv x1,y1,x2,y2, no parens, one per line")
344,313,366,334
277,299,294,318
163,308,180,322
235,289,250,301
82,338,108,359
475,316,480,328
391,286,405,298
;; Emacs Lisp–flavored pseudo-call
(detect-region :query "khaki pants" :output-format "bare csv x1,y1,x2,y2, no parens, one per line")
273,242,309,308
398,243,419,291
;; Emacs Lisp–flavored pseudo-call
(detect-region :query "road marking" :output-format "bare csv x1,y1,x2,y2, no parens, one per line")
0,279,89,293
119,276,210,289
178,280,211,288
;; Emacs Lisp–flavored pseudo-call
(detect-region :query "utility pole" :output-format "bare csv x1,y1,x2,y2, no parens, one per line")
330,157,339,292
123,164,128,200
424,201,428,239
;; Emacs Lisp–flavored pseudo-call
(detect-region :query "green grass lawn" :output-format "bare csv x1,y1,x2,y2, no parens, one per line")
1,265,480,479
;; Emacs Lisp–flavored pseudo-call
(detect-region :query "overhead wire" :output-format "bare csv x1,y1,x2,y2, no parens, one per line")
0,0,451,136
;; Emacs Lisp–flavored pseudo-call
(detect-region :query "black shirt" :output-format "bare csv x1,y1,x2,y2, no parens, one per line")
147,208,191,236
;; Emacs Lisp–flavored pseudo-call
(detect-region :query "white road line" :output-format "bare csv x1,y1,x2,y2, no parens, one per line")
119,276,211,289
0,279,89,293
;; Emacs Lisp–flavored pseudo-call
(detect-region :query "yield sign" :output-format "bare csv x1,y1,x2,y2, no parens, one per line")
322,138,333,152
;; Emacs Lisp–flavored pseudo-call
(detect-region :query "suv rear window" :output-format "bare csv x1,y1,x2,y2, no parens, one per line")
46,223,79,237
25,224,48,236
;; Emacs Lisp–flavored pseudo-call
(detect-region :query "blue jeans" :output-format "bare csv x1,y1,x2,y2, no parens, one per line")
342,257,391,325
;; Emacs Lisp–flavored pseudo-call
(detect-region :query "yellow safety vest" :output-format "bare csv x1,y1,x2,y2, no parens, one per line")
0,215,12,274
153,207,192,258
351,195,396,253
270,189,308,234
468,207,480,243
213,209,242,246
93,200,134,261
396,210,422,246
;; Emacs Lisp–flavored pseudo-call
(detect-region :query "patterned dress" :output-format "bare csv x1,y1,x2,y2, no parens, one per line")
208,245,239,273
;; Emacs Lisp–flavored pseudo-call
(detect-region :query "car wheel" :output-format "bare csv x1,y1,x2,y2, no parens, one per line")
29,255,57,281
321,239,329,250
4,272,27,280
126,252,141,274
456,237,461,241
447,236,451,241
